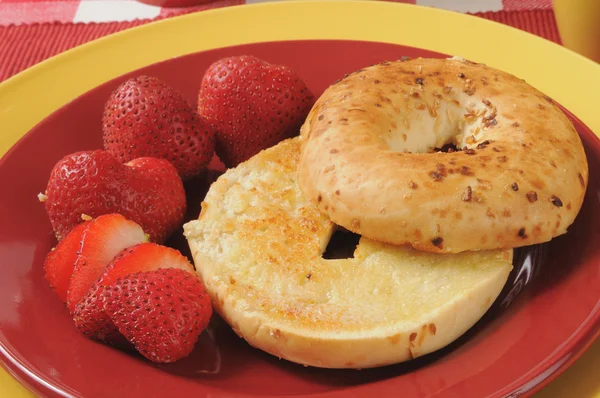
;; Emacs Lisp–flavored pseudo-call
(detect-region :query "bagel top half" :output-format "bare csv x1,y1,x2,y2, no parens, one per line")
298,57,589,253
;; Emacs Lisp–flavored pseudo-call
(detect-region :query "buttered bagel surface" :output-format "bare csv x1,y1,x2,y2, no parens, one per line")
184,138,512,369
298,57,589,253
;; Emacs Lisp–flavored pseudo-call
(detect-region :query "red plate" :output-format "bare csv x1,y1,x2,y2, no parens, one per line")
0,40,598,398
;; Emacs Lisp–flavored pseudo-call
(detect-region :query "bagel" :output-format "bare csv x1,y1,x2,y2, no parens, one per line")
184,137,513,369
298,57,588,253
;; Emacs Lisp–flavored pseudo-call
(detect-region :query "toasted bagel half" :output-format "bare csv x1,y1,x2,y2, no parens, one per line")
184,138,512,369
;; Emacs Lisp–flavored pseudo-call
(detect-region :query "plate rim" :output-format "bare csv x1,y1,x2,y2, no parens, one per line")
0,1,599,397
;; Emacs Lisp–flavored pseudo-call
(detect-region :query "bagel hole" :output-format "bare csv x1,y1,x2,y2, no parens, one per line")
322,227,361,259
435,143,459,153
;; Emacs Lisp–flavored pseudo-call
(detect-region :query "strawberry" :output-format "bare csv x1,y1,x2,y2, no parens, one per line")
66,214,147,313
102,75,215,180
95,243,195,287
42,150,186,244
72,283,131,348
197,55,315,167
102,268,212,363
73,243,195,343
43,222,89,302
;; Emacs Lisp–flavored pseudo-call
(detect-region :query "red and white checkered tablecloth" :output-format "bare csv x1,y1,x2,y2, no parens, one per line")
0,0,552,25
0,0,559,82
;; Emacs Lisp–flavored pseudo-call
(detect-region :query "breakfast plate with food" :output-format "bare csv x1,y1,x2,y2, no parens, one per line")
0,2,598,397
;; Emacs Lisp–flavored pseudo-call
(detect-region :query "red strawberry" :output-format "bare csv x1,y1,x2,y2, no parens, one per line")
42,150,186,244
72,283,131,348
43,222,89,302
67,214,147,313
73,243,195,342
198,55,315,167
103,75,215,180
97,243,195,286
102,268,212,363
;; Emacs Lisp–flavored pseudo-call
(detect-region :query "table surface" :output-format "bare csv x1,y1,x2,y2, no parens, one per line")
0,1,598,397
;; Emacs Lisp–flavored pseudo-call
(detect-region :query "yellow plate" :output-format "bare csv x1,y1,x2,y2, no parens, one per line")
0,1,598,396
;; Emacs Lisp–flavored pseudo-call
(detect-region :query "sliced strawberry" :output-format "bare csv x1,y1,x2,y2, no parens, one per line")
72,283,131,348
102,268,212,363
43,222,89,302
100,243,195,286
66,213,147,313
73,243,194,342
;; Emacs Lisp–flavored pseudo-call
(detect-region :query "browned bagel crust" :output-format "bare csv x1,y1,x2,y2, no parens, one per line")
298,57,589,253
